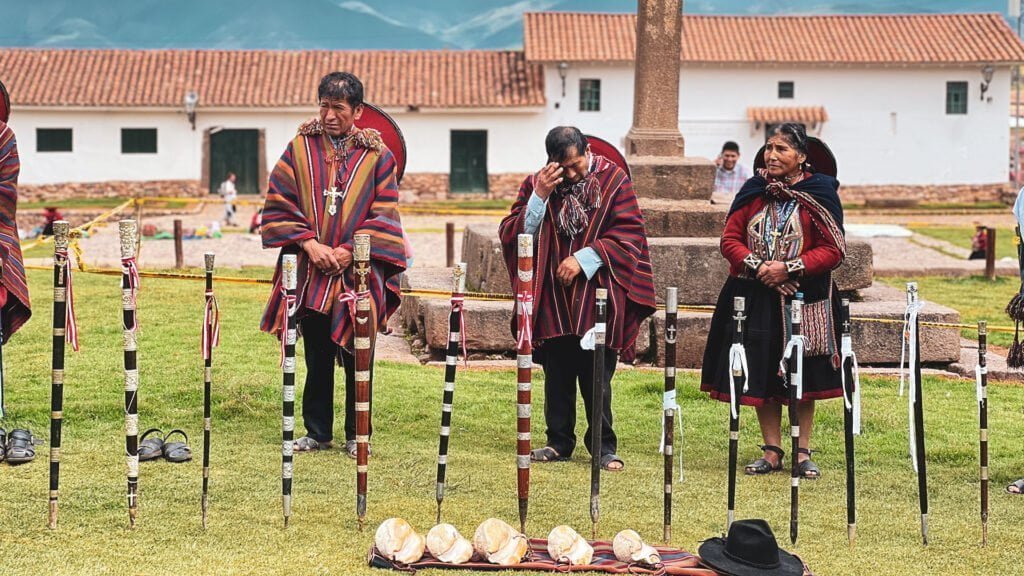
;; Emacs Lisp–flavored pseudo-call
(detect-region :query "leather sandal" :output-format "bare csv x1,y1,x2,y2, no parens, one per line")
5,429,41,465
345,439,372,459
0,428,6,463
162,429,192,463
1007,478,1024,494
744,445,784,475
796,447,821,480
138,428,165,461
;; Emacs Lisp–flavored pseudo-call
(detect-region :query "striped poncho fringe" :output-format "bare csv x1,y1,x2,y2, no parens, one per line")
259,123,406,351
498,155,656,361
0,122,31,341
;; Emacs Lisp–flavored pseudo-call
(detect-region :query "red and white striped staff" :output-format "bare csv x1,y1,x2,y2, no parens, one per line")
515,233,534,534
353,234,373,531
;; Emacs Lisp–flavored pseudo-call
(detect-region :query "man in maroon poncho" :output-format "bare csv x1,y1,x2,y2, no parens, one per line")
499,126,655,471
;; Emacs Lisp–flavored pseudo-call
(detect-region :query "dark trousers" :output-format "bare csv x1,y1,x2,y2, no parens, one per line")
539,335,618,458
300,313,373,443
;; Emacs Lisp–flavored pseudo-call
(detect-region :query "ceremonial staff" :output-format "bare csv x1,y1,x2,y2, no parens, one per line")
119,219,141,528
590,287,608,539
515,233,534,534
353,234,373,531
48,221,76,529
977,320,989,546
784,293,805,545
906,282,929,545
727,296,748,531
280,254,298,527
200,252,220,528
435,262,467,523
840,298,860,546
661,287,679,542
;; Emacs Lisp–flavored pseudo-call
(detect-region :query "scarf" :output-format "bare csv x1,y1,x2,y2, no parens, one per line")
553,155,600,239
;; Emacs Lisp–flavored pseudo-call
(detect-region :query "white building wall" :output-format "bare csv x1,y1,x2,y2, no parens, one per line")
545,63,1012,186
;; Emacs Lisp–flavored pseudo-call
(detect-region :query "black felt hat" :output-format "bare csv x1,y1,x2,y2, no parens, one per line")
754,136,837,178
697,519,803,576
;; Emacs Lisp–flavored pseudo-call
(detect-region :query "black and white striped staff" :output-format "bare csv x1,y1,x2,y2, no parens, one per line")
977,320,989,546
119,219,141,528
902,282,929,545
353,234,373,531
839,298,861,546
782,293,805,545
661,286,678,542
727,296,748,531
590,287,608,539
48,220,75,529
515,233,534,534
280,254,297,527
435,262,467,524
200,252,219,528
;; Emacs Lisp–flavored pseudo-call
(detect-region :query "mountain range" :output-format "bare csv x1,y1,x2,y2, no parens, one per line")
0,0,1009,50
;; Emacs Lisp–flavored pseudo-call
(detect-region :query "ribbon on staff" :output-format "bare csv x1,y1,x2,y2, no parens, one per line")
450,294,468,367
121,257,141,331
780,335,805,400
727,342,750,420
840,334,862,435
278,284,297,368
201,290,220,361
62,251,81,352
658,389,686,482
516,292,534,349
899,298,924,472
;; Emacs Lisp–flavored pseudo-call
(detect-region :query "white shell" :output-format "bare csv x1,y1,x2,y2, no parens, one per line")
473,518,528,566
426,523,474,564
375,518,426,564
612,530,661,565
547,525,594,565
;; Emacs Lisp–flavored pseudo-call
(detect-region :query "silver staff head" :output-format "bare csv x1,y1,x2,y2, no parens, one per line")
791,292,803,324
595,288,608,301
118,220,137,259
732,296,745,314
978,319,987,336
517,233,533,257
841,297,850,308
906,281,918,304
52,220,70,251
666,287,678,314
353,234,371,263
282,254,298,291
452,262,467,293
204,252,215,273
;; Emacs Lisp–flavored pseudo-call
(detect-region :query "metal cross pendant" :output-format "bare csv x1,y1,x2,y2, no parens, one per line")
666,325,677,344
323,186,345,216
842,320,851,333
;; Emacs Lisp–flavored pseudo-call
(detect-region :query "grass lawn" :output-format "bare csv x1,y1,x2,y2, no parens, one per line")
20,198,131,210
1,269,1024,575
909,225,1018,261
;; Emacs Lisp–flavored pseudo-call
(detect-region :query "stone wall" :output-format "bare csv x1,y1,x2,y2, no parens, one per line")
840,182,1008,204
399,173,527,202
20,180,206,203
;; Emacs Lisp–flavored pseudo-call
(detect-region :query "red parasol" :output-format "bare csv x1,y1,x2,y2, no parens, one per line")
0,80,10,123
358,103,406,184
754,136,837,178
585,134,631,178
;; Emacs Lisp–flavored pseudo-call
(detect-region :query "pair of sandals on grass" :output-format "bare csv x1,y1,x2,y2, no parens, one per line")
744,445,821,479
293,436,370,459
0,428,42,465
139,429,193,462
530,446,625,471
1007,478,1024,495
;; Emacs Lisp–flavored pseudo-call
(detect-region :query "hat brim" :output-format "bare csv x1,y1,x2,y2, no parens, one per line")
0,80,10,123
585,134,631,179
697,538,804,576
754,136,837,178
357,102,406,184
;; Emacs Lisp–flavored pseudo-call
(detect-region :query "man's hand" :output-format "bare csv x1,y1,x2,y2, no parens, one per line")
302,239,341,275
556,256,583,286
756,260,799,296
534,162,564,200
333,246,353,270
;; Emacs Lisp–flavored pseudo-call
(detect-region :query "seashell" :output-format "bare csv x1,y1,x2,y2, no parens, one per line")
375,518,426,564
426,523,474,564
612,529,661,566
473,518,529,566
546,525,594,565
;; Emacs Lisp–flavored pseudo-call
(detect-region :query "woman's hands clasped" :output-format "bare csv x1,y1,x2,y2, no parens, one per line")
757,260,799,297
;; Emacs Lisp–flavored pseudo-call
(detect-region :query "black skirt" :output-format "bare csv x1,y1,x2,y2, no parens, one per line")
700,276,843,406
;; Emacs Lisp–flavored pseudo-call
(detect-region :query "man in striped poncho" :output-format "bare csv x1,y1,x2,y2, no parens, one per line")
259,72,406,457
499,126,656,471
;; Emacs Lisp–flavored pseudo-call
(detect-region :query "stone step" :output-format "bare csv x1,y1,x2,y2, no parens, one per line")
462,224,511,294
648,237,874,304
640,198,727,238
646,287,961,368
628,155,715,201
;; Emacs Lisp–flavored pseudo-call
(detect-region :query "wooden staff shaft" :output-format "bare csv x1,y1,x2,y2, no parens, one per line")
281,254,297,527
48,221,70,530
978,320,989,546
789,295,802,546
516,233,533,534
201,252,214,529
119,220,140,529
590,288,608,539
728,296,745,531
354,234,372,531
908,283,929,545
663,287,678,542
841,298,856,546
436,262,467,523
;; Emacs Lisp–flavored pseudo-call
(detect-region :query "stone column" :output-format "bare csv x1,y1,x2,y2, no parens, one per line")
624,0,685,157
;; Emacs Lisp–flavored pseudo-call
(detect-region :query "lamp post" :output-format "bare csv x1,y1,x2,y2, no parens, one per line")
557,61,569,98
184,91,199,131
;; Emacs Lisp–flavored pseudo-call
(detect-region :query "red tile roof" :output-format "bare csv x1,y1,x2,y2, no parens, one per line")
0,49,545,109
748,106,829,125
524,12,1024,64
